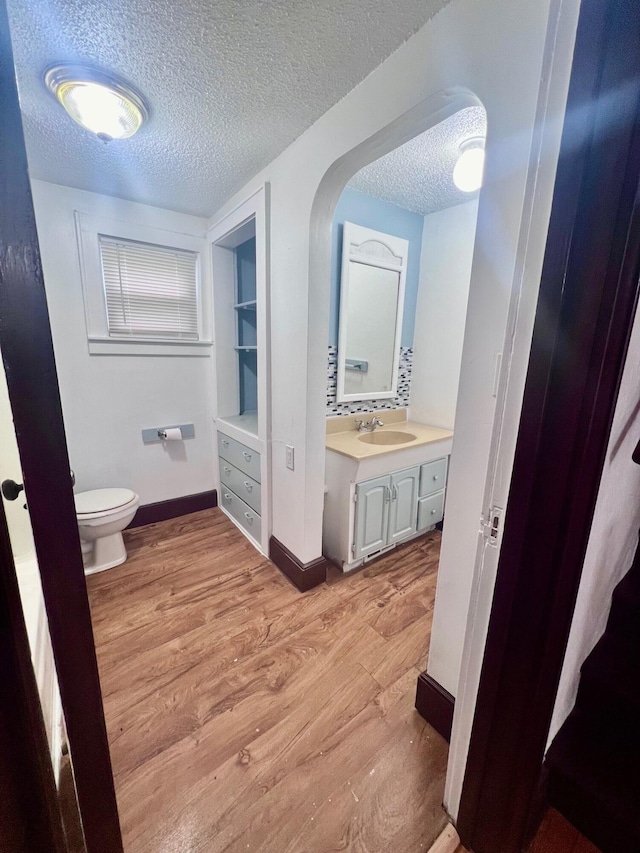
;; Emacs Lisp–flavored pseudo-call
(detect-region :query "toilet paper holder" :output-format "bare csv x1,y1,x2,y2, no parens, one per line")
142,423,195,444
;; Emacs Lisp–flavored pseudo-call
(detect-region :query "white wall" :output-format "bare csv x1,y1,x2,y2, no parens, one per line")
206,0,579,818
548,302,640,745
410,199,478,430
30,181,216,506
209,0,564,564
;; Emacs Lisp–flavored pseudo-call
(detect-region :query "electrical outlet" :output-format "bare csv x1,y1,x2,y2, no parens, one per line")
286,445,295,470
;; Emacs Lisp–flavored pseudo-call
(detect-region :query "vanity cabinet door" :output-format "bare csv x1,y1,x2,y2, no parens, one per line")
354,475,390,560
388,466,420,545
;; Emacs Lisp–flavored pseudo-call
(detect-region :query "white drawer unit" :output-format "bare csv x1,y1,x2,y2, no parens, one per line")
220,489,262,542
219,459,261,514
218,432,261,482
419,457,448,497
217,430,263,546
417,490,445,531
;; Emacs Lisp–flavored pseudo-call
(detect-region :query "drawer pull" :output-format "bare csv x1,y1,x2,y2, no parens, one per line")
243,451,252,461
433,475,439,481
244,481,253,492
431,508,437,515
244,512,254,524
223,466,231,475
221,439,229,447
223,493,232,502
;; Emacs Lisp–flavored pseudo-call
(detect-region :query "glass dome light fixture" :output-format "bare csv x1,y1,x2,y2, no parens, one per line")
44,65,148,143
453,136,486,193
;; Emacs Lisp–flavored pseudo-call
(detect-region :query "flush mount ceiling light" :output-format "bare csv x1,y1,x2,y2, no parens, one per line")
44,65,148,142
453,137,485,193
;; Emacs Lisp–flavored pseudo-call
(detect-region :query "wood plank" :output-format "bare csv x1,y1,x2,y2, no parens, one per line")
427,824,462,853
86,508,447,852
360,615,431,688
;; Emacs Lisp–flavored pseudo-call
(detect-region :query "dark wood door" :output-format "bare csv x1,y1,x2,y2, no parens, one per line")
0,1,123,850
457,0,640,850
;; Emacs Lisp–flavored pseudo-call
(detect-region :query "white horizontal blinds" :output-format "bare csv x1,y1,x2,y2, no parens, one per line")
99,237,199,340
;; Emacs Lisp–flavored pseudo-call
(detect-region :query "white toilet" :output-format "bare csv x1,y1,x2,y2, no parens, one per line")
74,488,140,575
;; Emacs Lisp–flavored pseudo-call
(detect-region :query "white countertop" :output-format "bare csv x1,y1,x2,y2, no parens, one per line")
325,410,453,461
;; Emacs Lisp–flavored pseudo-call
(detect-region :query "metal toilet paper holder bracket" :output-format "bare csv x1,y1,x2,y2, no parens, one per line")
141,424,195,444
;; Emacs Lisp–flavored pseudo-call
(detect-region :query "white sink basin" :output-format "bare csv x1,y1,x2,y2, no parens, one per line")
358,430,417,446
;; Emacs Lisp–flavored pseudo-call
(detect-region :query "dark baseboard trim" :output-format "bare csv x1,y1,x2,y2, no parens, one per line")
269,536,327,592
415,671,455,742
128,489,218,529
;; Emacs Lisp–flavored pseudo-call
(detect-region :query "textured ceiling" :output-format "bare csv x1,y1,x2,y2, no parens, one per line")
7,0,454,217
347,106,487,215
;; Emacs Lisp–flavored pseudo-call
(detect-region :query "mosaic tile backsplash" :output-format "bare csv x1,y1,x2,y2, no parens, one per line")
326,346,413,416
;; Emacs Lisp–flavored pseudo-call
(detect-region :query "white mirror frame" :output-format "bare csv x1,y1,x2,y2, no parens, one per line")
336,221,409,403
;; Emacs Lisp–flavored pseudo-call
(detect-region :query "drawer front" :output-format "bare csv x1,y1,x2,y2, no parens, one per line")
417,491,445,531
218,432,261,482
419,457,448,497
220,489,262,542
219,458,261,514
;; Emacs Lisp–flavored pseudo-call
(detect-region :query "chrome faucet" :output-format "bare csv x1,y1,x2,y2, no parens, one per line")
355,416,385,432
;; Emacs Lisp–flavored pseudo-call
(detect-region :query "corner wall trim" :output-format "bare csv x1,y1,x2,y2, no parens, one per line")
128,490,218,528
415,671,455,742
269,536,327,592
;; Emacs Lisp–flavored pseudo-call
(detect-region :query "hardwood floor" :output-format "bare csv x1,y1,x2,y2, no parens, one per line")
86,508,448,853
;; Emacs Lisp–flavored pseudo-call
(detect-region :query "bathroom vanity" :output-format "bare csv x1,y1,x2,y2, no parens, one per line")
323,411,453,572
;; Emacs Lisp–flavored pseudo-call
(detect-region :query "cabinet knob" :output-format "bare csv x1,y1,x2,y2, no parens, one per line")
223,466,231,475
221,439,229,447
224,493,232,502
243,452,252,461
244,481,253,492
431,508,437,515
244,512,253,523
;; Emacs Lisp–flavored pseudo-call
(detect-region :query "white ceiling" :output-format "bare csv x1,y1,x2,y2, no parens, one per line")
7,0,454,218
347,106,487,216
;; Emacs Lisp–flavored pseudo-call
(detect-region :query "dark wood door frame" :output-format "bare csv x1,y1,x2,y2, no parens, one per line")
457,0,640,850
3,0,640,851
0,2,123,850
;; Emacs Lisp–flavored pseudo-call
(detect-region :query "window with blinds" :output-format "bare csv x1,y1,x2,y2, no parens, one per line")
99,237,199,340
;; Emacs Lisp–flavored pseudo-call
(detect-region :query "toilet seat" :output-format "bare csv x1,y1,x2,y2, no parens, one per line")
75,488,137,519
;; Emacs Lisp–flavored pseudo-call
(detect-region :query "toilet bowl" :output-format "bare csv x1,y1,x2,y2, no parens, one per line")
75,488,140,575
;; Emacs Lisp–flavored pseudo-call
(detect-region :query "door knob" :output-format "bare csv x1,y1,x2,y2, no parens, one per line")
2,479,24,501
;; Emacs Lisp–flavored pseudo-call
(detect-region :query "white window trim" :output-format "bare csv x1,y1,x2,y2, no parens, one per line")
75,211,213,356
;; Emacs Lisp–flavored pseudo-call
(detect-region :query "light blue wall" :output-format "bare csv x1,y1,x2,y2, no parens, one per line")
330,187,424,348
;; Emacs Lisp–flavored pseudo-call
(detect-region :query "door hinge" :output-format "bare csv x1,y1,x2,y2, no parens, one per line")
484,506,503,546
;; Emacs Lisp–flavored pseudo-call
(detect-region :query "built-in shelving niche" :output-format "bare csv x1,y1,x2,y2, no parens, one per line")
210,186,269,555
234,236,258,418
212,216,261,438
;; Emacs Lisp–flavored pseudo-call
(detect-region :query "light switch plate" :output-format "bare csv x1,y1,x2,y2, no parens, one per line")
286,445,295,470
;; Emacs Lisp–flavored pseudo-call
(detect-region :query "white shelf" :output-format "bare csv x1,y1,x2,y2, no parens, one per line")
218,412,259,439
